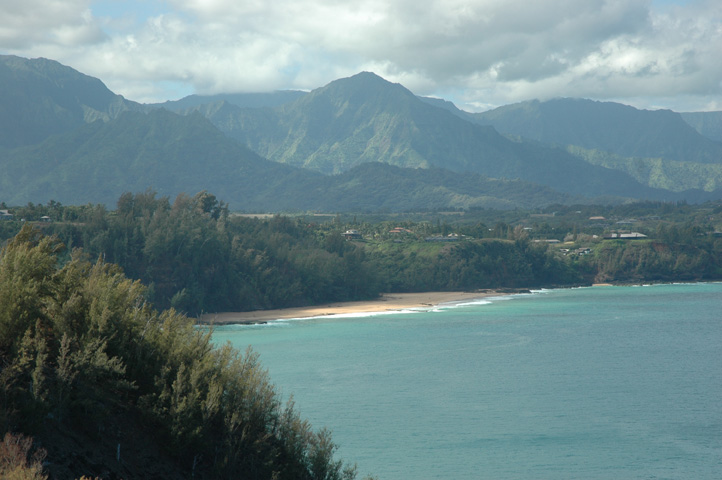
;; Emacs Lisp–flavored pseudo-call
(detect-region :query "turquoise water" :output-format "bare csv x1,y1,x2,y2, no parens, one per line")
212,283,722,479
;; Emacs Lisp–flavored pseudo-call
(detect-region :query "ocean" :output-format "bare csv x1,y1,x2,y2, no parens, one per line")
211,283,722,479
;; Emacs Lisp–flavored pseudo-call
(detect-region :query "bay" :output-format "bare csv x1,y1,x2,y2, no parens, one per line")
211,283,722,479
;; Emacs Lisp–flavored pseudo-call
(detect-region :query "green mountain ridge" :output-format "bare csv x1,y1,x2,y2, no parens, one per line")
473,98,722,165
469,98,722,193
1,108,596,211
1,55,720,210
204,72,531,174
182,72,686,200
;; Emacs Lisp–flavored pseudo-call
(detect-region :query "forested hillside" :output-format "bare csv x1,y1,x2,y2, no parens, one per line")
2,192,721,317
0,109,322,208
0,192,579,316
0,225,362,479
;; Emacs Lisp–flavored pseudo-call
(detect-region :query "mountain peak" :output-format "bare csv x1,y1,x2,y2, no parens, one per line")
347,71,391,83
320,71,409,96
338,71,391,83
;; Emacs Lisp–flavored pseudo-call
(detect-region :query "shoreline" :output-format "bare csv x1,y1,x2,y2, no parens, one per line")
198,290,519,325
195,281,716,326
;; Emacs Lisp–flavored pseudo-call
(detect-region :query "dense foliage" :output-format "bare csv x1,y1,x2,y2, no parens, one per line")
2,193,722,319
0,225,359,479
0,192,585,316
0,432,47,480
365,235,581,292
4,191,380,316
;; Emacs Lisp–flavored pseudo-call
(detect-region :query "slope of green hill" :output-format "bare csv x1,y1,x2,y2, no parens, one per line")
567,145,722,192
254,162,583,212
0,109,320,208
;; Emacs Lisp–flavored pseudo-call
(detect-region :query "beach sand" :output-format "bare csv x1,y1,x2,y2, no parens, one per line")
198,291,506,325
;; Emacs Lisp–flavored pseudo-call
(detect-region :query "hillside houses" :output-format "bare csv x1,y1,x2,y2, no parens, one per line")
342,229,362,240
425,233,461,242
603,232,648,239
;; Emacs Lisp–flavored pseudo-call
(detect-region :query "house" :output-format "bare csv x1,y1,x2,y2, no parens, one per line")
389,227,413,234
40,216,52,223
342,229,362,240
603,232,648,240
0,210,13,220
425,235,459,242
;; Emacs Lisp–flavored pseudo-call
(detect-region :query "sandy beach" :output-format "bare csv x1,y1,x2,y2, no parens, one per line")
198,290,507,325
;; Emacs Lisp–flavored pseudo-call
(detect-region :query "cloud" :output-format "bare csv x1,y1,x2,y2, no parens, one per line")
0,0,719,110
0,0,105,49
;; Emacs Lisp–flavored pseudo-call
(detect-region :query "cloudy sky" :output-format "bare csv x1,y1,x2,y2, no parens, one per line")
2,0,721,112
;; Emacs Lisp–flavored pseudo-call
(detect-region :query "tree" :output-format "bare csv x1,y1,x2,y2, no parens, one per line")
0,226,359,480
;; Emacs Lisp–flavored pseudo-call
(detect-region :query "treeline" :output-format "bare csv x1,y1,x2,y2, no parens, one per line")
586,237,722,283
3,191,379,316
0,225,360,479
1,192,584,316
366,236,582,292
2,192,721,317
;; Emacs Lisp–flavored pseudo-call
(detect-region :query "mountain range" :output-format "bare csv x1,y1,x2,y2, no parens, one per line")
1,54,720,211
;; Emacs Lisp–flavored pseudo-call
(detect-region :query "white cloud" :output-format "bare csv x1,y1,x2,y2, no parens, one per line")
0,0,720,110
0,0,105,49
